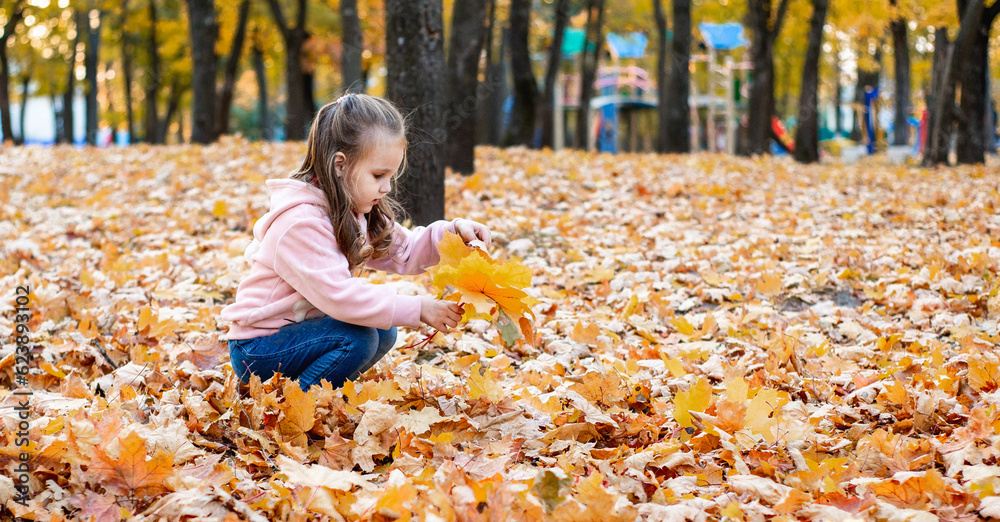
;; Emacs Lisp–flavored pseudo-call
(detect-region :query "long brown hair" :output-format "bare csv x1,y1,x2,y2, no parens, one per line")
291,93,407,271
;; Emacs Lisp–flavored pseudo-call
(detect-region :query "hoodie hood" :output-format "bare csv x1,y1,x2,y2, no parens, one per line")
253,179,328,240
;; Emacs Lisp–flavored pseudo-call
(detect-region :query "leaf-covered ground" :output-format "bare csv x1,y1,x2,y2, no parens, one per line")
1,139,999,521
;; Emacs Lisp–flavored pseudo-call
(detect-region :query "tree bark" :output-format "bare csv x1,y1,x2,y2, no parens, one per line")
956,2,1000,164
503,0,538,147
187,0,219,144
923,27,951,164
793,0,829,163
159,74,183,142
576,0,606,150
217,0,250,136
925,0,984,165
890,0,911,146
477,0,498,145
16,74,29,144
833,57,842,136
445,0,489,173
653,0,669,153
538,0,569,150
120,0,134,144
666,0,690,153
385,0,447,225
745,0,790,155
0,1,24,144
252,37,272,140
144,1,162,143
340,0,364,93
0,1,25,145
85,8,101,145
266,0,310,140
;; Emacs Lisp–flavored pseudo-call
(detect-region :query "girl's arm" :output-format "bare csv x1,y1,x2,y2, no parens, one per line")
367,218,490,275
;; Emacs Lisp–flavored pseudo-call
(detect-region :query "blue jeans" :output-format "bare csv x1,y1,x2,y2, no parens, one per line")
228,316,397,391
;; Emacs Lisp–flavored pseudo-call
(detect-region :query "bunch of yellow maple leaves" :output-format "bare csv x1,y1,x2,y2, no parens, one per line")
0,139,999,521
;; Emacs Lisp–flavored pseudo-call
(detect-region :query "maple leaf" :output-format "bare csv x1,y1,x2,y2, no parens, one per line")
673,376,712,429
87,430,176,498
277,379,317,447
428,231,538,345
68,490,127,522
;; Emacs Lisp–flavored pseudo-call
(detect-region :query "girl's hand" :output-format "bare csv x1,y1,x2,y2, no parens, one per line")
454,219,492,247
420,297,463,332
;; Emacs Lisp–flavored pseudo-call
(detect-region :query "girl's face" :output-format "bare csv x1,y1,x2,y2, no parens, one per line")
335,133,404,214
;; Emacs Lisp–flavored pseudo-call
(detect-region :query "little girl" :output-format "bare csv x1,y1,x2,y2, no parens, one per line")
221,93,491,391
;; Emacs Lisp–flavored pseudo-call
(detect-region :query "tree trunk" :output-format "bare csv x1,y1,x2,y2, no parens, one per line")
503,0,538,147
793,0,828,163
63,10,81,145
121,1,134,144
956,3,999,164
538,0,569,150
890,1,911,146
145,1,162,143
477,0,499,145
923,27,951,163
340,0,363,93
266,0,310,140
833,56,842,136
925,0,984,166
445,0,489,173
745,0,790,155
85,8,101,145
576,0,606,150
666,0,690,153
385,0,447,226
187,0,219,144
653,0,669,153
217,0,250,136
16,74,29,144
252,38,272,140
0,2,24,144
159,74,183,142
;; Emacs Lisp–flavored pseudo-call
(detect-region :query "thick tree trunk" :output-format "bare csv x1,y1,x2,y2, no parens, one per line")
62,11,81,145
576,0,606,150
85,9,101,145
745,0,790,155
187,0,219,144
0,2,24,144
503,0,538,147
477,0,500,145
956,4,999,164
252,39,272,140
925,0,984,166
538,0,569,150
445,0,489,173
217,0,250,136
266,0,310,140
340,0,363,93
666,0,690,153
793,0,828,163
923,27,951,163
385,0,446,225
653,0,669,153
145,1,162,143
890,3,911,146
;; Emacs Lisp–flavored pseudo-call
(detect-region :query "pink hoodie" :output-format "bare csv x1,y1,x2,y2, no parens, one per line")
222,179,458,340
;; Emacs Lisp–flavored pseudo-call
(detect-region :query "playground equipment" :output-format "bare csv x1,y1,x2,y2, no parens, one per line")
689,23,751,154
551,24,753,154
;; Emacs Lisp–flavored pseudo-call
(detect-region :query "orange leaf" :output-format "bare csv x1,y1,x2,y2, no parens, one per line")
87,430,176,498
